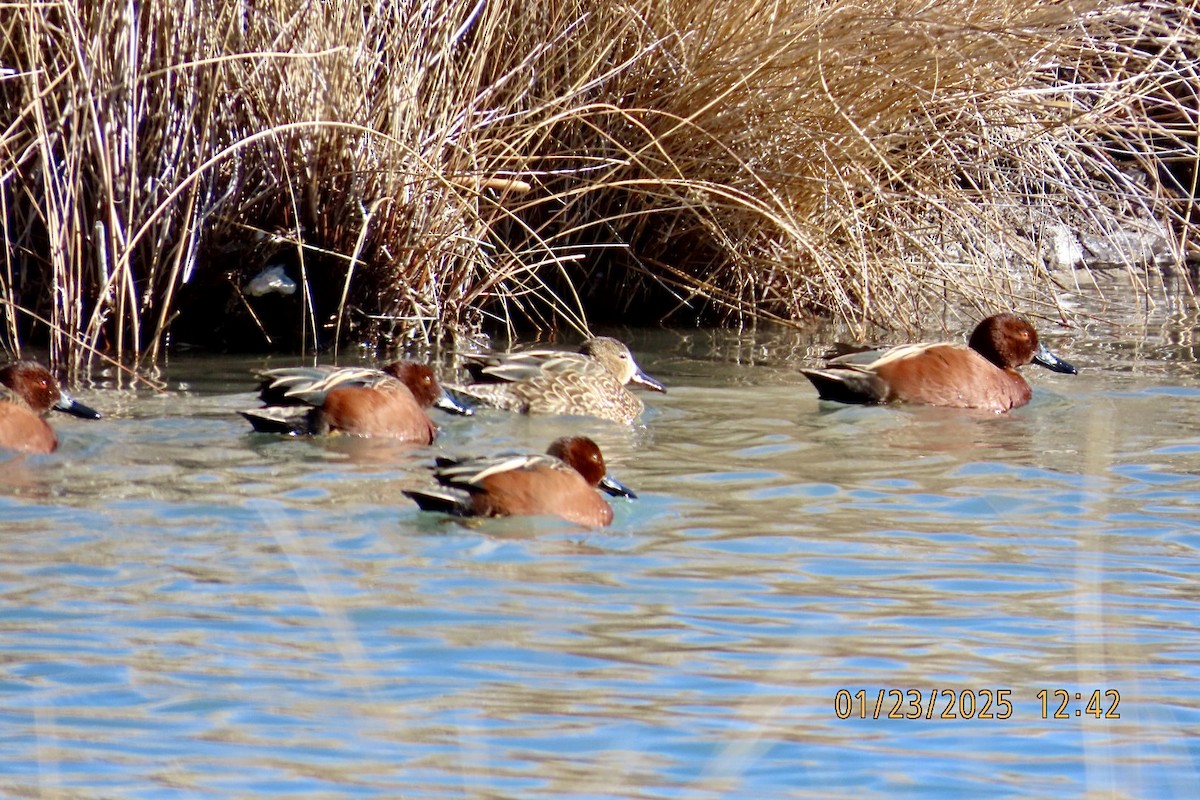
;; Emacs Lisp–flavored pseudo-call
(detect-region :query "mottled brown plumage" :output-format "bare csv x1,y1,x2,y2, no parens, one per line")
449,337,666,424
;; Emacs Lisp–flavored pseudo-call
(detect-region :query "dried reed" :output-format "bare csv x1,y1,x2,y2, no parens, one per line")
0,0,1195,369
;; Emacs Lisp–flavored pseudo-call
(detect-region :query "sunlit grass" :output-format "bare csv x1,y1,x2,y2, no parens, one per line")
1,0,1196,369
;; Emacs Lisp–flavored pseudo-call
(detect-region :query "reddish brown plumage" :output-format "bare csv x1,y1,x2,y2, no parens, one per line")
870,344,1033,411
967,313,1041,368
0,397,57,453
313,383,438,443
800,314,1076,413
0,362,60,415
404,436,635,528
381,362,442,408
244,360,459,442
0,362,101,454
471,460,614,527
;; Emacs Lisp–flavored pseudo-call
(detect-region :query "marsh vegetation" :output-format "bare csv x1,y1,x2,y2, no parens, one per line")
1,0,1197,370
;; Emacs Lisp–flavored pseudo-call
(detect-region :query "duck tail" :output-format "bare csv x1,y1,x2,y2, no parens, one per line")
799,368,886,405
402,487,473,515
239,407,314,435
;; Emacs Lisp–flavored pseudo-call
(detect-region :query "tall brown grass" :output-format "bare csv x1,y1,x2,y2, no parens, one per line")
1,0,1196,369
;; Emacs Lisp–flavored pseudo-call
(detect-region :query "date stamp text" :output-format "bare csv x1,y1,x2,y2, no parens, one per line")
833,688,1121,720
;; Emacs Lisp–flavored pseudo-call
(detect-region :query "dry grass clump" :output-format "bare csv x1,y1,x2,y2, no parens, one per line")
0,0,1196,368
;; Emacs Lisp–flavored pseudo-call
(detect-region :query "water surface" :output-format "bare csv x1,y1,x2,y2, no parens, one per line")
2,303,1200,797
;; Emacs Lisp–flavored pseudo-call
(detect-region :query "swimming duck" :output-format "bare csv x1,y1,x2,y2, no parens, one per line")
799,314,1077,413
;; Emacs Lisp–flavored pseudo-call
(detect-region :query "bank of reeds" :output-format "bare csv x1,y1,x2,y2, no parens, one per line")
1,0,1197,368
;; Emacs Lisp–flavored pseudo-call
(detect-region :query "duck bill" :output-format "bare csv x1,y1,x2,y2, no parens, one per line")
630,366,667,393
1032,343,1078,375
598,474,637,499
54,391,102,420
434,390,474,416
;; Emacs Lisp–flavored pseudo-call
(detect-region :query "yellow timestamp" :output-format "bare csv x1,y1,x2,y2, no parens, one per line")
1038,688,1121,719
833,689,1121,720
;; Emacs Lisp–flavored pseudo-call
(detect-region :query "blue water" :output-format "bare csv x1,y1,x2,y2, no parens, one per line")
1,313,1199,797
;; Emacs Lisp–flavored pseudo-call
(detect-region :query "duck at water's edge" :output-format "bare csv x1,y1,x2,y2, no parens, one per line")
800,314,1077,413
0,361,102,454
448,337,666,425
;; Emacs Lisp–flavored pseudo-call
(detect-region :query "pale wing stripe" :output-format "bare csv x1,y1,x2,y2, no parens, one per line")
438,454,556,485
274,368,387,397
851,342,946,369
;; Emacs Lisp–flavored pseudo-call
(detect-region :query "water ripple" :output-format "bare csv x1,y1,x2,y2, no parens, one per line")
1,333,1199,797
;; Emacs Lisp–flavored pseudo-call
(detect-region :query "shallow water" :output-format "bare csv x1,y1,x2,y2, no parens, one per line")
3,304,1200,798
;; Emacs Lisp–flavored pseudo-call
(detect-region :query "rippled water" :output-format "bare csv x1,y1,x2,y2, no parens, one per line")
3,301,1200,798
